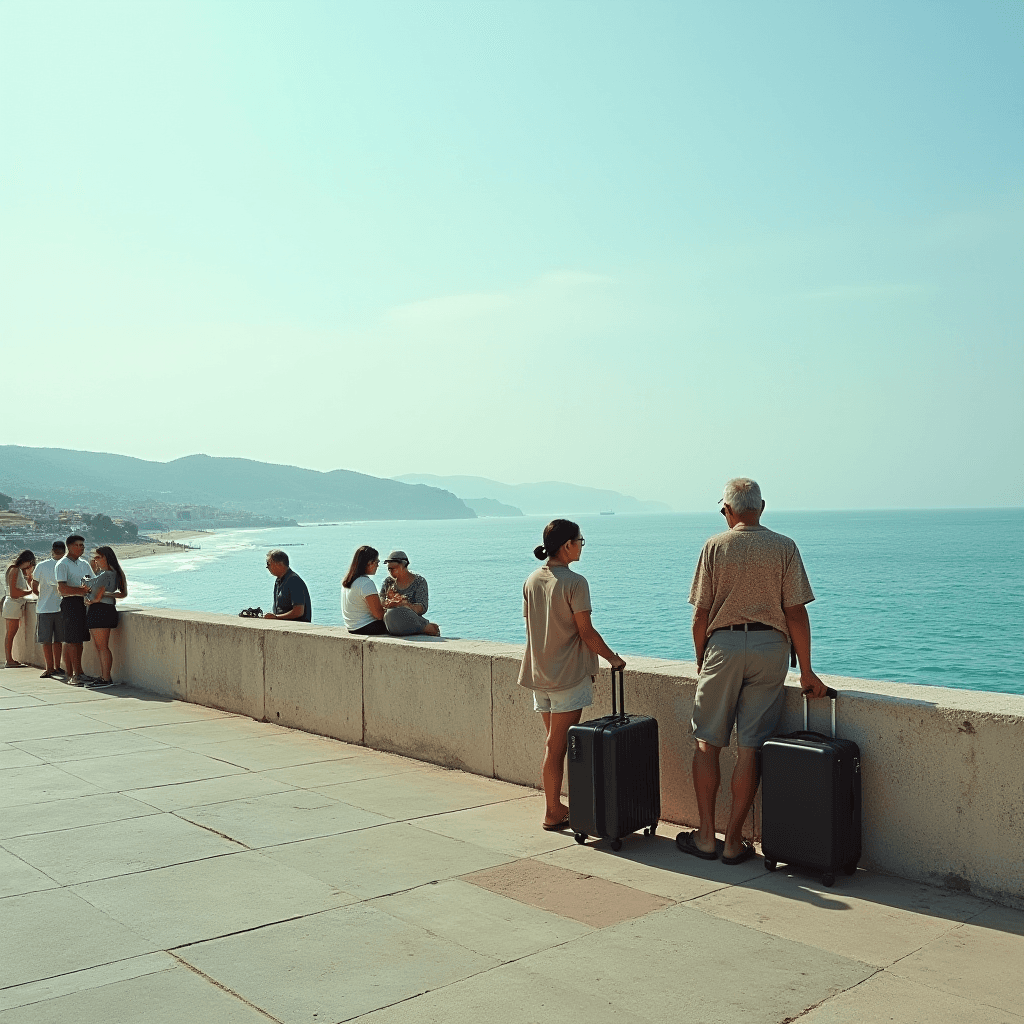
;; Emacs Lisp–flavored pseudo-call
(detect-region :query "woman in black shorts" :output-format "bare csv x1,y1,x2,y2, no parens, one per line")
85,546,127,686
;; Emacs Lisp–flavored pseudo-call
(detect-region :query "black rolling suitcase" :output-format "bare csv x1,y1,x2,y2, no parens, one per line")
760,687,861,887
567,668,660,851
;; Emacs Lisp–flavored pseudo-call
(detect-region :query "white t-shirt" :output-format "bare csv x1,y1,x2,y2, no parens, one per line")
55,554,92,590
33,558,62,614
342,576,379,630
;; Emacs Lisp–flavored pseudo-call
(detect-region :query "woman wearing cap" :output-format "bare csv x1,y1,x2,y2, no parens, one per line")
3,549,36,668
342,546,388,636
379,551,440,637
518,519,625,832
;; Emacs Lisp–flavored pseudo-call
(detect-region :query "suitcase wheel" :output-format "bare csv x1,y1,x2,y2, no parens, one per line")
574,833,587,845
764,859,778,872
644,825,656,836
842,862,857,876
822,873,836,888
610,839,623,852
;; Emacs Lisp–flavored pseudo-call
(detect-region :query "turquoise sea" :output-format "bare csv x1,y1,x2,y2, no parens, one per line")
123,509,1023,696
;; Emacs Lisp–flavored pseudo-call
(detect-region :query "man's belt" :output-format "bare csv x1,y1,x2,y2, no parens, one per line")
713,622,774,633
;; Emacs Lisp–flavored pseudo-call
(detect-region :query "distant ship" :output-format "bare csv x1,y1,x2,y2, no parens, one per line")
600,510,615,515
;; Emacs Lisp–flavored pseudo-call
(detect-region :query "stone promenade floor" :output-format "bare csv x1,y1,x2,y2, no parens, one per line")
1,667,1021,1024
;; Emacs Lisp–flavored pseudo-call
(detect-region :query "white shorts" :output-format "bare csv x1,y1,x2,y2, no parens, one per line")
532,676,594,714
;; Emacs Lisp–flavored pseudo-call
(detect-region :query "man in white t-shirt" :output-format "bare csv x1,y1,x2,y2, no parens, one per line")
55,535,94,684
32,540,67,679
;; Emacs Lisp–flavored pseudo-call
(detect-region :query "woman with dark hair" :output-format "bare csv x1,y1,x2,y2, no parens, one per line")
3,550,36,668
342,546,388,635
84,546,127,686
517,519,625,832
379,551,440,637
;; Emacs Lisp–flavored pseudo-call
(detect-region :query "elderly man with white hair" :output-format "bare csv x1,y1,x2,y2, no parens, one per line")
677,477,827,866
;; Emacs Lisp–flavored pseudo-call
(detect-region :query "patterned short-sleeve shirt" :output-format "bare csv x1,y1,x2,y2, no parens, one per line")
688,524,814,641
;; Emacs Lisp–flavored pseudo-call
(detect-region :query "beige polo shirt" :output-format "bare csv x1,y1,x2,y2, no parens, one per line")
517,564,599,691
688,524,814,641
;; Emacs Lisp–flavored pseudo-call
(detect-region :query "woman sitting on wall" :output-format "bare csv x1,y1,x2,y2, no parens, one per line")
379,551,440,637
342,546,388,636
84,546,127,686
3,549,36,668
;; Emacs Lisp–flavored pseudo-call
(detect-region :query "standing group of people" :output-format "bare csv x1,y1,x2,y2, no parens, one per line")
518,477,827,854
2,535,128,687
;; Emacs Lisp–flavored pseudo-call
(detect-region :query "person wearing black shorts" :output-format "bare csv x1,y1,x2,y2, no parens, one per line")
84,546,127,687
55,535,93,684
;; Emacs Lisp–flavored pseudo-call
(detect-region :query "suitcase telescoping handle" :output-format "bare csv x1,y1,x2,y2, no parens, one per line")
611,667,626,718
802,686,839,737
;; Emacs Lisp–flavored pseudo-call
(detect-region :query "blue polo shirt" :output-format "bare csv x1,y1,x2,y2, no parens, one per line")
273,569,312,622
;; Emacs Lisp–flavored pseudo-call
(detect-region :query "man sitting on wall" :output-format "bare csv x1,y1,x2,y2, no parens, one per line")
678,477,827,865
263,549,312,623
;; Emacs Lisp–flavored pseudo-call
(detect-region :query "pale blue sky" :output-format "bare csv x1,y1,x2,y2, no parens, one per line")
2,1,1021,510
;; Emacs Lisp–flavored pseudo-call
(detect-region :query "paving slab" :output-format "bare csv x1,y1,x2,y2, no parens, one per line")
10,728,172,763
888,909,1024,1016
0,707,115,743
55,745,247,791
0,791,159,840
173,787,391,848
261,750,424,789
0,963,272,1023
318,766,534,820
0,952,175,1013
0,694,45,710
351,955,664,1023
463,857,675,927
176,902,497,1024
354,902,875,1024
262,821,513,899
0,744,43,770
691,867,990,967
0,763,104,808
181,734,362,771
373,878,593,961
7,686,108,705
123,716,286,750
73,850,356,947
797,969,1021,1023
538,830,765,900
0,847,59,899
124,771,298,811
410,792,586,858
71,701,234,728
0,888,157,989
518,902,876,1023
4,811,242,884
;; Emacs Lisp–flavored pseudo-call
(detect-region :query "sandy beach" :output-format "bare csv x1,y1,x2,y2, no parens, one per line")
115,530,211,561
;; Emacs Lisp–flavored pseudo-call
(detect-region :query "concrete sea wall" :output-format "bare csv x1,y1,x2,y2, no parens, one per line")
12,605,1024,907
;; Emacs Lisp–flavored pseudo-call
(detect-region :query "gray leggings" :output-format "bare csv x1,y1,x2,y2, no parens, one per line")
384,606,430,636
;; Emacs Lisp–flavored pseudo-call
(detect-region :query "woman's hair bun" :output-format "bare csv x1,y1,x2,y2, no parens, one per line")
533,545,547,560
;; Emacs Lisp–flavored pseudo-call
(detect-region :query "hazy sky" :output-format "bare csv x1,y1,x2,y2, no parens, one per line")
3,1,1021,511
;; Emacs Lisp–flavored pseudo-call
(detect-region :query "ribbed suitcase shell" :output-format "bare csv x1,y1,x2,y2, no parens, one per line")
567,671,660,846
761,693,861,884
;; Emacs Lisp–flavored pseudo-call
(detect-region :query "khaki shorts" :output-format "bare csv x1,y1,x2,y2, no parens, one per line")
532,675,594,714
692,629,790,748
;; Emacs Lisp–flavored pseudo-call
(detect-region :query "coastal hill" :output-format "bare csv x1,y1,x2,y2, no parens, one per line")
0,447,474,522
394,474,672,515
